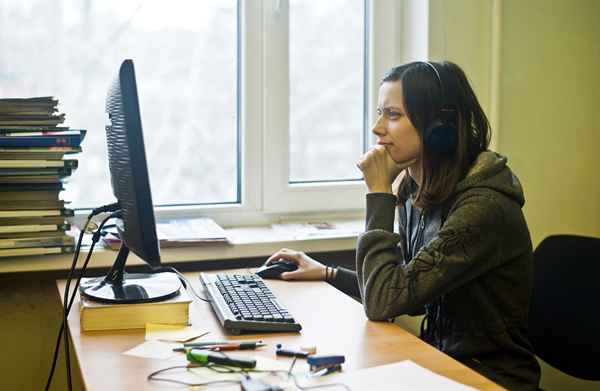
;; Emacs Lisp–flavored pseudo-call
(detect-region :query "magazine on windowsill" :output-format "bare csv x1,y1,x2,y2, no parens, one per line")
99,217,230,250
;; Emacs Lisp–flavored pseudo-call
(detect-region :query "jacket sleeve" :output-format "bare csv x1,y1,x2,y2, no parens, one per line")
356,192,505,321
329,267,361,300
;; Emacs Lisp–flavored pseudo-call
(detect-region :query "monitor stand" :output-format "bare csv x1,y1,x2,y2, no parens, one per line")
79,244,181,304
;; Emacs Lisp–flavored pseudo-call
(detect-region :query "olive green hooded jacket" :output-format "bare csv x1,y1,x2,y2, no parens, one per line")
331,151,541,390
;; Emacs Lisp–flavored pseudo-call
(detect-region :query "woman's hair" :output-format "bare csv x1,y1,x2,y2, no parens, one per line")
381,61,490,209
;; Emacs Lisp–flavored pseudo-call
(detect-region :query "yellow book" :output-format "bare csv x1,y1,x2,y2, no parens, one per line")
79,288,192,332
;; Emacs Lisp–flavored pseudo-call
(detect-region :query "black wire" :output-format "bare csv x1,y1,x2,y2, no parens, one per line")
147,357,352,390
64,212,120,389
159,266,211,302
45,210,120,391
64,212,118,390
291,374,352,391
44,213,90,391
285,356,352,391
147,364,242,387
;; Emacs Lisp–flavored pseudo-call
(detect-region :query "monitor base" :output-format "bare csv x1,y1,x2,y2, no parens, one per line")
79,272,181,304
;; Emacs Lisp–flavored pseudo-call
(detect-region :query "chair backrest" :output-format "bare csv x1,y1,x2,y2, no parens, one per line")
529,234,600,380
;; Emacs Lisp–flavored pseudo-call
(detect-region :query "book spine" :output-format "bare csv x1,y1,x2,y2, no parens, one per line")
0,245,74,258
0,201,66,210
0,224,59,234
0,134,83,147
0,216,69,226
0,160,73,168
0,235,75,249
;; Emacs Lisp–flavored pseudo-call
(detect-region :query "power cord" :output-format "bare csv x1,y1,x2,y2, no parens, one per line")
45,204,120,391
155,266,211,303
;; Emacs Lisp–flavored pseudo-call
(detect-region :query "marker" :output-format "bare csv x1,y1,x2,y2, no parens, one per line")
211,342,266,351
183,340,262,348
183,341,230,348
186,349,257,369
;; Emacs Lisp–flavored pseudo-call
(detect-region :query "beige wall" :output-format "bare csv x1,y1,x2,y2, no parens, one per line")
499,2,600,389
500,0,600,246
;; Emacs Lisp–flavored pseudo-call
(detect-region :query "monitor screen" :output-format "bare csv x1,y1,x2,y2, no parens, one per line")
79,59,180,304
105,59,161,266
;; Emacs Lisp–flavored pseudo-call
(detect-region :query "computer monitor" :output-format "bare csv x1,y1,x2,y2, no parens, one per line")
79,59,181,304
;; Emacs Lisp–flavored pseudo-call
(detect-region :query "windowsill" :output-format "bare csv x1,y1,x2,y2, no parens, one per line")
0,219,362,274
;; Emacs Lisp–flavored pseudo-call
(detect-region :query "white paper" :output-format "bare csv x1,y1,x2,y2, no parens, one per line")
144,323,208,343
306,360,478,390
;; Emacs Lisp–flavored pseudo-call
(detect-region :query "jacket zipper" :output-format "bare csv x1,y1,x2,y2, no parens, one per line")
415,211,426,253
409,210,426,260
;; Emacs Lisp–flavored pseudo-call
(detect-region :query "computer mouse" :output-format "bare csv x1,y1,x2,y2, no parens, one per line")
255,260,298,279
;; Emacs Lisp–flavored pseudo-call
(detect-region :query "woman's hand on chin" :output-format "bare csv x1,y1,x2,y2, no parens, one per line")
357,146,416,193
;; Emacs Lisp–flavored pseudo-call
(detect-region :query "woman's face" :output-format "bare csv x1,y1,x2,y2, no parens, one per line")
372,81,422,165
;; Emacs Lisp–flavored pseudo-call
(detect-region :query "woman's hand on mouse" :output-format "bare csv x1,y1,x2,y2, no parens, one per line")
357,145,416,193
266,248,326,281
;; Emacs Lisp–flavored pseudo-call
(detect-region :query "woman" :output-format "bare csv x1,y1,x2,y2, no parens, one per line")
267,61,541,390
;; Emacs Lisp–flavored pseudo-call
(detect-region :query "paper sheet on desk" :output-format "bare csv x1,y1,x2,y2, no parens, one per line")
123,340,179,360
306,360,478,390
145,323,209,343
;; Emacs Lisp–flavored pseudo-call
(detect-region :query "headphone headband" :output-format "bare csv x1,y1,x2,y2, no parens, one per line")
418,61,457,155
421,61,444,95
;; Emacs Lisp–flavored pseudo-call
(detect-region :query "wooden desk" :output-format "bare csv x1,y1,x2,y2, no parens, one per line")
58,270,503,390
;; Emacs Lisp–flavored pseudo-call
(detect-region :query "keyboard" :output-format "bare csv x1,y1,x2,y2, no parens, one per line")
200,273,302,334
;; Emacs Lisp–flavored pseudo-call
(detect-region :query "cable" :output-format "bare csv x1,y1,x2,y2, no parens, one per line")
64,211,121,390
45,205,120,391
64,211,120,390
147,364,242,387
286,358,351,391
44,213,90,391
147,358,351,390
157,266,211,303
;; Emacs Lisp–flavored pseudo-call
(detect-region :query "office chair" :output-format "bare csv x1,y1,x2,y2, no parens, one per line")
529,234,600,380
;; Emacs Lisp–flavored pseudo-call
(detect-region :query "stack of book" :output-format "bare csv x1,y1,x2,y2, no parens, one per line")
0,97,86,258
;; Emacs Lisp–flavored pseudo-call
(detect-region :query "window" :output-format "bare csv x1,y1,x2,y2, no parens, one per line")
0,0,238,208
288,0,365,183
0,0,402,222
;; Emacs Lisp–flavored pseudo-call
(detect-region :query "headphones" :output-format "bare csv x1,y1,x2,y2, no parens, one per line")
420,61,458,155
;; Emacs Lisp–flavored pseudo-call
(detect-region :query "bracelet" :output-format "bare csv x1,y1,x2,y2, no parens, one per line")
325,266,337,282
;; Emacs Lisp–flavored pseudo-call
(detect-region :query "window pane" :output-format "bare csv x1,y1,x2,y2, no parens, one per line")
289,0,365,182
0,0,238,208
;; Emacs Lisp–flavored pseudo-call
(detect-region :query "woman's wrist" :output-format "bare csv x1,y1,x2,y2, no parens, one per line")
324,266,338,282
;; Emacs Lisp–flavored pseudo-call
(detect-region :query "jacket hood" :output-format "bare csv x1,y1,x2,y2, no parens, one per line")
455,150,525,206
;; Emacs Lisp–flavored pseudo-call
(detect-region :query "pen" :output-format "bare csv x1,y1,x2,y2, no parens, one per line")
174,341,229,352
175,340,266,352
211,342,266,351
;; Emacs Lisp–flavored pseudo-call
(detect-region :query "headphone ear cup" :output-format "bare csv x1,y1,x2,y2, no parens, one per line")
424,120,458,155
